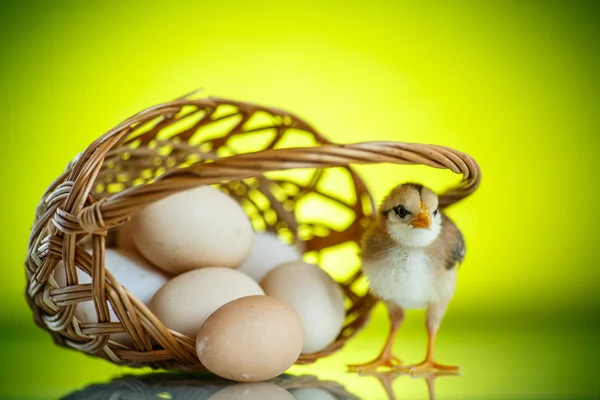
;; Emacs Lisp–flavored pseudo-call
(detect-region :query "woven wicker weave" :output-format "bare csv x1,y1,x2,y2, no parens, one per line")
25,95,480,372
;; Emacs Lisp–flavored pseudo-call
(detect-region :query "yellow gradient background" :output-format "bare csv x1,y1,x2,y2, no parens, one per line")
1,1,599,399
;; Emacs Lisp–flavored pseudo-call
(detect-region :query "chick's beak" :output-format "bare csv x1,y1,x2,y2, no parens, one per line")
410,202,431,230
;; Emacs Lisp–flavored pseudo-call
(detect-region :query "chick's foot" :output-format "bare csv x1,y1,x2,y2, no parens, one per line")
405,360,460,375
347,353,404,373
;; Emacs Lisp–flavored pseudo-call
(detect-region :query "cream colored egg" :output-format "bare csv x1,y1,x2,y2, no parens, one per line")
290,388,338,400
131,185,253,274
209,383,295,400
260,262,345,354
53,248,169,343
149,267,264,338
197,295,303,382
237,232,302,282
115,222,137,253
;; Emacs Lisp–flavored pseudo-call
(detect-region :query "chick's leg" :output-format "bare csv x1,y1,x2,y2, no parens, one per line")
408,302,460,375
348,301,405,372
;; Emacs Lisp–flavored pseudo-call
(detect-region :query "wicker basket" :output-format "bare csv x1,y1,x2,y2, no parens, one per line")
25,95,480,372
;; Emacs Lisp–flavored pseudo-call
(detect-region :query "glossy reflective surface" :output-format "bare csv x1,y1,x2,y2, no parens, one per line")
57,372,463,400
4,310,598,399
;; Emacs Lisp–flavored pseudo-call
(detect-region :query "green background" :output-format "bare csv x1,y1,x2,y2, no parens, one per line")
1,0,599,399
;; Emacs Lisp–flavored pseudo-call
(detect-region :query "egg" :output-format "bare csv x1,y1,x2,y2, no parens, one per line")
209,383,295,400
115,222,137,253
260,262,345,354
149,267,264,338
197,295,303,382
289,388,338,400
237,231,302,282
131,185,253,274
53,248,169,343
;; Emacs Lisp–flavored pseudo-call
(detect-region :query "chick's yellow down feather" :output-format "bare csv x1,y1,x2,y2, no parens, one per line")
348,183,465,375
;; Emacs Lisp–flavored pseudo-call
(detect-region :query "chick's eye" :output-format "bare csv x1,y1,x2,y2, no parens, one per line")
433,209,438,217
395,205,410,218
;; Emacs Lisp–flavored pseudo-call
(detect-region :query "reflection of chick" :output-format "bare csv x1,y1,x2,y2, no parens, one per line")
349,183,465,374
360,370,455,400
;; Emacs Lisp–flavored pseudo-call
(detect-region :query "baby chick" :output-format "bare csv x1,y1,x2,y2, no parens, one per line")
348,183,465,374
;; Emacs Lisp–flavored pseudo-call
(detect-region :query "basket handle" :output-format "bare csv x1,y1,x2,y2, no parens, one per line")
60,140,479,235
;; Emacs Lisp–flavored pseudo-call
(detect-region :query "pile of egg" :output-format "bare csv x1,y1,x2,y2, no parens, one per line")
54,186,345,382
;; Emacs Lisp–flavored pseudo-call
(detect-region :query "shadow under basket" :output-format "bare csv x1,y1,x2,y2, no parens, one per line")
25,95,480,372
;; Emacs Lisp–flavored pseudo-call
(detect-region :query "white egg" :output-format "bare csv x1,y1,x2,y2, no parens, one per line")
149,267,264,339
131,185,254,274
53,247,169,343
261,262,346,354
209,383,295,400
290,388,338,400
237,232,302,281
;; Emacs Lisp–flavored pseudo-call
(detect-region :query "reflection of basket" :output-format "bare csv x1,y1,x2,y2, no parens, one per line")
61,373,361,400
26,95,480,371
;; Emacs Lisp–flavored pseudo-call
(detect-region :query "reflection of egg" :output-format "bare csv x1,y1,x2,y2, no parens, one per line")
237,232,302,282
209,383,294,400
197,295,303,382
149,267,264,338
290,388,338,400
53,248,169,344
261,262,346,354
131,186,253,274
